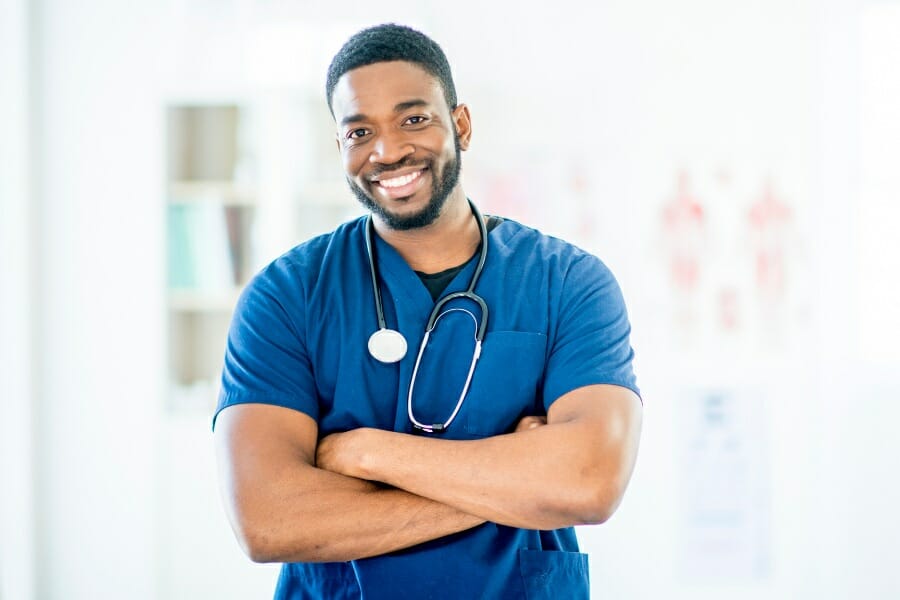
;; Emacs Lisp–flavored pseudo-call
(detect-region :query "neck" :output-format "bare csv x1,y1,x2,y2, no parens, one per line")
373,191,480,274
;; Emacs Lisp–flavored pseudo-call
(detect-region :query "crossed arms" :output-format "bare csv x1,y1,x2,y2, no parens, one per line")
214,383,642,564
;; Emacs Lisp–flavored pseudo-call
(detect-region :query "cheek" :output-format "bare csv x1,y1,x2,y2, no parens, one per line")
342,148,366,177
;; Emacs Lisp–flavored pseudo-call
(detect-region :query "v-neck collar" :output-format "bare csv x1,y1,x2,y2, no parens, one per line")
372,231,480,310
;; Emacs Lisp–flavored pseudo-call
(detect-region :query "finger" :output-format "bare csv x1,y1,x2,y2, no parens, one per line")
514,416,547,433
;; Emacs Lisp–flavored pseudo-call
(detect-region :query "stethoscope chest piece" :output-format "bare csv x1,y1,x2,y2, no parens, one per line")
368,328,408,363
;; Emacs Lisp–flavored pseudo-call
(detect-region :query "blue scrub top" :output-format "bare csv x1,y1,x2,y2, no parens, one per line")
216,215,639,599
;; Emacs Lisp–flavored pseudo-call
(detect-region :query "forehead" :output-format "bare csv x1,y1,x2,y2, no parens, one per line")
331,60,447,120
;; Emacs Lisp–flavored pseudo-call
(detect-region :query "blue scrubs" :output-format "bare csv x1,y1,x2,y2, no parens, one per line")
215,215,639,599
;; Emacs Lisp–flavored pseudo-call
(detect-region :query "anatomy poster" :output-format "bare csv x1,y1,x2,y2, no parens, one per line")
660,170,708,335
657,167,810,354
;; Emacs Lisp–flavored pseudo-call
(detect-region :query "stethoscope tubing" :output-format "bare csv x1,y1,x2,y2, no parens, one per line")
365,199,490,342
365,199,490,433
364,214,389,331
407,307,483,433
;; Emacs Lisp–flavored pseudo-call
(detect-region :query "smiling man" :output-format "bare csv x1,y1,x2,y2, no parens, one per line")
214,23,642,599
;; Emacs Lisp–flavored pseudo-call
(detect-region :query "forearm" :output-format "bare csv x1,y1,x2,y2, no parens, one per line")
233,465,484,563
319,386,642,531
215,404,484,564
349,423,609,530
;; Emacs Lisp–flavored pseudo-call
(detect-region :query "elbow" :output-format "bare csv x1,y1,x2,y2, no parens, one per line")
572,496,615,526
538,486,615,528
231,514,299,563
569,478,626,526
570,437,641,525
246,546,276,564
234,522,282,563
245,543,279,565
234,517,333,564
576,501,616,526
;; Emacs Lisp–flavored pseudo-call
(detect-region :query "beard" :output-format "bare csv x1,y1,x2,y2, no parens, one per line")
346,136,462,231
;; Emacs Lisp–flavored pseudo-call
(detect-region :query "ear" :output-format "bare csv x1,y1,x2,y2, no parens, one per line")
452,104,472,151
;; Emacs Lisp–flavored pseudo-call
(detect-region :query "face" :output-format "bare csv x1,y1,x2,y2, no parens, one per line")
330,60,471,230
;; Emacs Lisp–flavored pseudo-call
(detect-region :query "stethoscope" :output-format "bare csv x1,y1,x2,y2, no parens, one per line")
364,200,489,433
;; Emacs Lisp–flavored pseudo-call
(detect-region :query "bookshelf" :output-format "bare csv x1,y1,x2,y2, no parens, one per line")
165,104,257,412
164,96,358,413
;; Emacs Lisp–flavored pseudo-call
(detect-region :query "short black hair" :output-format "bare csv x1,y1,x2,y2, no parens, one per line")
325,23,458,116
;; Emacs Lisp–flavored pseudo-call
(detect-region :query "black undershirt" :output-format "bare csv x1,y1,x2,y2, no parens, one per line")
415,216,503,301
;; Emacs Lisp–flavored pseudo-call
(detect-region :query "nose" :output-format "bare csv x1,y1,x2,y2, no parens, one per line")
369,130,414,166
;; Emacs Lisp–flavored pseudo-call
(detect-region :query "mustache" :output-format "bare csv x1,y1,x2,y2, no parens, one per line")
368,157,430,180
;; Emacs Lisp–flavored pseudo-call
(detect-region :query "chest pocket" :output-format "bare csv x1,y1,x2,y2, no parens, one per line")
461,331,547,437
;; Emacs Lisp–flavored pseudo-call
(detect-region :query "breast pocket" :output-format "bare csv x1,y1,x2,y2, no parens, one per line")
462,331,547,437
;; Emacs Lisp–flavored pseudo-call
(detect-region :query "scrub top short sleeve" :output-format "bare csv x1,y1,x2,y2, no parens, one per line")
214,257,319,428
542,254,639,411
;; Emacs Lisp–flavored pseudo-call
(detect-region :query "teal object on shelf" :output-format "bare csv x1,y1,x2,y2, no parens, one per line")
167,203,196,289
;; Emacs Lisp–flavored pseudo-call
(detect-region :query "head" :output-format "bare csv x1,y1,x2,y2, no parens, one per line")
326,24,458,120
326,24,471,230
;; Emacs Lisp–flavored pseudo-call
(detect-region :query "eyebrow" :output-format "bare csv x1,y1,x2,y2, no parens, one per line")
394,98,429,112
339,98,431,127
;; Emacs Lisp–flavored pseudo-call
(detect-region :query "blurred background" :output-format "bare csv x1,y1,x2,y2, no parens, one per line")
2,0,899,598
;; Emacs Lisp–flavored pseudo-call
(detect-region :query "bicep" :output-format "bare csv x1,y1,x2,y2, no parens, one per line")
547,384,642,508
547,384,642,431
214,404,319,530
547,384,642,460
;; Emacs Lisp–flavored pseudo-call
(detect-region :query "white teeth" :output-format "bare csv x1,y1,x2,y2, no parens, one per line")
379,170,422,188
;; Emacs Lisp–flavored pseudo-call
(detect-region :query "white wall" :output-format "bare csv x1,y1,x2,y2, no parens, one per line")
0,0,36,598
31,0,168,596
7,0,899,598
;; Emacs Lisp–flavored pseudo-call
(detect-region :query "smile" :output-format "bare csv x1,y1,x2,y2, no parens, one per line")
377,169,424,189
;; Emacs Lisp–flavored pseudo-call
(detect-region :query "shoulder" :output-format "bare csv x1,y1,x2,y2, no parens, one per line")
246,217,367,295
234,217,367,319
490,217,615,283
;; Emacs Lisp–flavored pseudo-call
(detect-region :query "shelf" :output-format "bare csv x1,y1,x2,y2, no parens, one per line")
165,103,253,409
169,180,257,206
167,379,221,413
168,289,242,312
296,181,353,206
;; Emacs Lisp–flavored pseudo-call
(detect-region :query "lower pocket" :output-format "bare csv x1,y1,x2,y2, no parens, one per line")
518,549,590,600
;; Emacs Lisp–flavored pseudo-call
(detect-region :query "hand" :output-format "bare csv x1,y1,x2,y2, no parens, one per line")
316,429,371,478
514,415,547,433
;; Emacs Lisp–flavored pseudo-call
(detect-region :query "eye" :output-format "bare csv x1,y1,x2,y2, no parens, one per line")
346,128,369,140
405,115,428,125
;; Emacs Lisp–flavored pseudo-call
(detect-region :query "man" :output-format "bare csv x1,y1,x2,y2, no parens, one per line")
214,23,642,599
